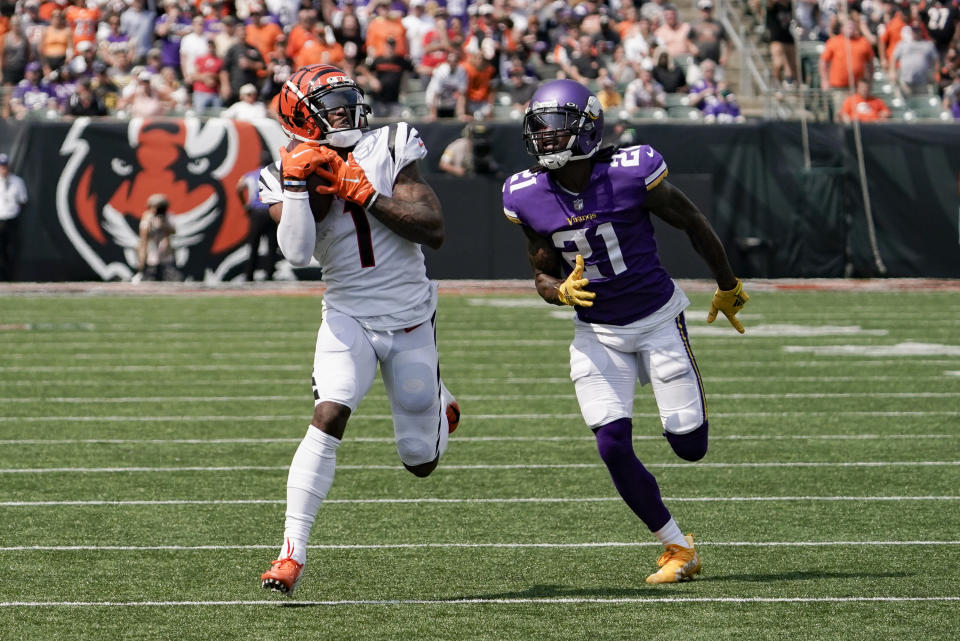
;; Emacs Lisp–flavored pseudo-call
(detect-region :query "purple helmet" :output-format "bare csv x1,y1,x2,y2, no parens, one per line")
522,79,604,170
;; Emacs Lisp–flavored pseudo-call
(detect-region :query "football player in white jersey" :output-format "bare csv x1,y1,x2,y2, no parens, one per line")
258,64,460,596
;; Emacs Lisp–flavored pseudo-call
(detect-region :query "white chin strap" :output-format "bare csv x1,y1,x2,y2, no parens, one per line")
537,144,599,170
322,129,363,148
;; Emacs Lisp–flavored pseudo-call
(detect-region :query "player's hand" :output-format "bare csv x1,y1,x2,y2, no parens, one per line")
312,152,379,209
557,254,595,307
278,143,332,182
707,279,749,334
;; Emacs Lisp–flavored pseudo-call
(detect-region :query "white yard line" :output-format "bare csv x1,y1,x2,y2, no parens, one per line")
2,392,958,403
1,411,957,423
0,596,957,607
1,433,955,446
1,540,959,552
2,360,960,373
1,461,958,474
1,496,957,507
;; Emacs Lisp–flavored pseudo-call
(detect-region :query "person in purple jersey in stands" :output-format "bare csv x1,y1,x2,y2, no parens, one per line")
502,78,750,584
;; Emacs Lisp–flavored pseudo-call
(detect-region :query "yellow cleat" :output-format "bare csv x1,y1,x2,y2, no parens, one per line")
645,534,701,584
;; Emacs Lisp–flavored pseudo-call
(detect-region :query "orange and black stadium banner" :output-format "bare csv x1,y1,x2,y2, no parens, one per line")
12,117,286,282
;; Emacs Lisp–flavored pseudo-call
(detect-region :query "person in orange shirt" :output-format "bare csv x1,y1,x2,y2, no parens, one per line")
819,18,875,91
245,4,283,64
459,49,496,120
365,1,407,59
294,22,345,68
65,0,100,48
878,1,908,71
840,78,891,122
40,9,72,73
285,9,317,62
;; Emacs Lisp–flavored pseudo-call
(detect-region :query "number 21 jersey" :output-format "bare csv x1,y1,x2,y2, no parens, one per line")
502,145,677,326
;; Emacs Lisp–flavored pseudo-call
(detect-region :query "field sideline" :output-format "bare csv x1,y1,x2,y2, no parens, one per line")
1,280,958,640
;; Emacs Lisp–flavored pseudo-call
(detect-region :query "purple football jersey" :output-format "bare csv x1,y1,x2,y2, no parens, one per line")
502,144,676,326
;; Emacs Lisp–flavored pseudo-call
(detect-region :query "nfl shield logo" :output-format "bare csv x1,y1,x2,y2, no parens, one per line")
573,198,583,211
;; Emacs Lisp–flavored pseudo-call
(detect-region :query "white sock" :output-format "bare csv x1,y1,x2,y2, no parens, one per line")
653,518,691,549
280,426,340,564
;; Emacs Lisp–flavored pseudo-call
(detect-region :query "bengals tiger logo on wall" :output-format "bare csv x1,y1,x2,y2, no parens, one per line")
56,117,285,282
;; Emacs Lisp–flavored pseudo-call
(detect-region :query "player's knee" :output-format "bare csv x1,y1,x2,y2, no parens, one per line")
397,436,436,470
664,421,709,462
593,418,635,466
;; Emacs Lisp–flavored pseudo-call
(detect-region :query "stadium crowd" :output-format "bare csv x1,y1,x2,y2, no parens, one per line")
0,0,957,123
0,0,750,123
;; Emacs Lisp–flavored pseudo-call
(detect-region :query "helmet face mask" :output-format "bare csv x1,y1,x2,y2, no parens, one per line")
522,80,604,170
279,65,371,147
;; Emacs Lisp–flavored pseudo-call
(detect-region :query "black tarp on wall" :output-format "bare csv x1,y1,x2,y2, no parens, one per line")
3,117,958,281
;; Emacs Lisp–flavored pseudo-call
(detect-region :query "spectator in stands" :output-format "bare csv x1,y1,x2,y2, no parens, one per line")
66,76,107,116
460,46,497,120
220,24,265,105
1,16,30,88
690,0,729,71
419,15,452,78
66,0,101,54
107,47,136,93
246,3,283,63
154,0,191,78
121,0,156,64
641,0,667,27
425,48,466,119
367,35,413,118
222,82,267,121
180,16,211,82
403,0,433,67
596,73,623,110
819,18,875,93
655,6,695,59
119,69,170,117
942,69,960,118
840,77,891,122
607,44,638,86
157,65,190,111
90,61,119,110
40,9,71,75
68,39,98,76
652,48,687,93
503,55,537,109
766,0,797,86
0,153,28,282
295,20,345,68
561,34,605,83
794,0,827,41
191,39,223,113
10,60,54,119
365,0,407,60
98,12,130,54
622,15,659,64
624,60,667,110
892,24,939,97
285,9,315,61
922,0,960,60
878,0,908,73
262,34,292,101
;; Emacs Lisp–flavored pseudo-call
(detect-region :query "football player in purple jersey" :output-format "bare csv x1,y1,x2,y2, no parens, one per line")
502,79,749,584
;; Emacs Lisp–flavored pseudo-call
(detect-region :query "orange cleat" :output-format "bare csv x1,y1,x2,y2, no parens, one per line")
446,400,461,434
260,558,304,596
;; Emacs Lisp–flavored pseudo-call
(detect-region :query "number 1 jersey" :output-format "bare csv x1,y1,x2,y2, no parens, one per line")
260,123,434,329
502,145,678,326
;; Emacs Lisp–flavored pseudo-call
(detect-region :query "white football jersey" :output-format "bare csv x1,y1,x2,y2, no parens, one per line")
260,123,435,329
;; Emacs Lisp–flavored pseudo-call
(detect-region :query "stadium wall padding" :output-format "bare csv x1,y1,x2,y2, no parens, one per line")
5,117,959,281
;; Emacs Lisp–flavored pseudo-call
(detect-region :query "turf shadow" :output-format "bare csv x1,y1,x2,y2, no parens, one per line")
703,570,910,583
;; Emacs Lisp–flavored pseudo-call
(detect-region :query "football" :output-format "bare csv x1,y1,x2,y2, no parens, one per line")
307,171,334,222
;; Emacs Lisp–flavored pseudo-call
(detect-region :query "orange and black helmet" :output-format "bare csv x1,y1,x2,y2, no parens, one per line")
277,64,371,145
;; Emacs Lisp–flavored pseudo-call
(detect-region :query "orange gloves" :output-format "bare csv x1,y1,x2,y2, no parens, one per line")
312,151,379,209
278,143,329,182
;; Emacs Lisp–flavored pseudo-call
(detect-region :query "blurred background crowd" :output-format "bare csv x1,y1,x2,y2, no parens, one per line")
0,0,958,124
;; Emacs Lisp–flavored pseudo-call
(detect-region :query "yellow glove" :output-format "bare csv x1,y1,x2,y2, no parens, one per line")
557,254,596,307
707,279,749,334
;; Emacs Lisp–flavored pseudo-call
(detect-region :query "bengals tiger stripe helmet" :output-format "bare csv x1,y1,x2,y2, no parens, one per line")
277,64,371,148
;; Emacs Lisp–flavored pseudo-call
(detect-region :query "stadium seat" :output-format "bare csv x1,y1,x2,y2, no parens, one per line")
664,93,689,107
631,107,668,120
667,105,703,120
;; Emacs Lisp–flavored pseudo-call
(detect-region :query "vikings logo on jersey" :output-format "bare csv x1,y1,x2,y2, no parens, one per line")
56,117,280,281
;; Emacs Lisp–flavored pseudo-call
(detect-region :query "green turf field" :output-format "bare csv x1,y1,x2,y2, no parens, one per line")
0,286,958,640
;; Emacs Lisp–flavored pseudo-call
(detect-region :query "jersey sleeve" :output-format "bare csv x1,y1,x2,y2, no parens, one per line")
392,122,429,172
501,171,533,226
258,161,282,206
612,144,668,191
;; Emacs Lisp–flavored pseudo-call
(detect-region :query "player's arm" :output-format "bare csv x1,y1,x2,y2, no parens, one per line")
522,225,594,307
367,161,445,249
646,179,748,332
